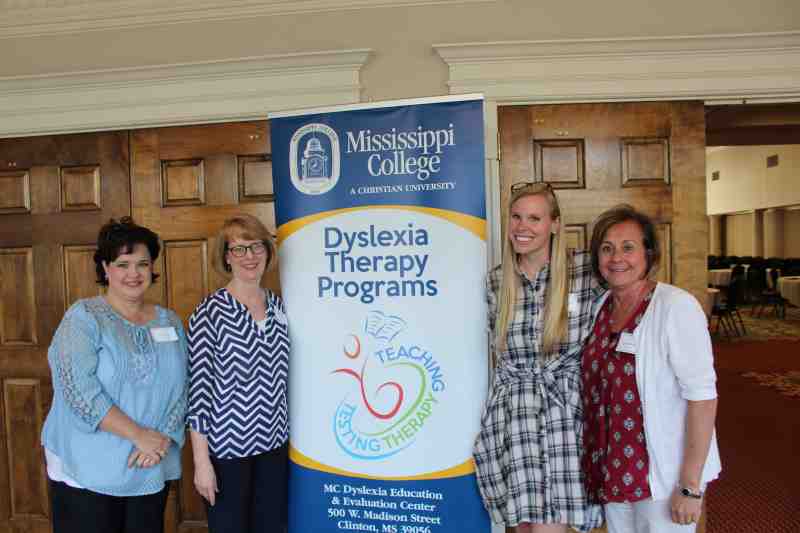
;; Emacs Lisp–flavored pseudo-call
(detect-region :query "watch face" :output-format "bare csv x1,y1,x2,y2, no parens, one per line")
681,487,702,499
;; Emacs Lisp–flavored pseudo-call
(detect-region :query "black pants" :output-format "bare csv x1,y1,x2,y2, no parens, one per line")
206,444,288,533
50,480,169,533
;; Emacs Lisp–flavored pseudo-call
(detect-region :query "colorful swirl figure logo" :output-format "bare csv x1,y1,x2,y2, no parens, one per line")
332,311,446,460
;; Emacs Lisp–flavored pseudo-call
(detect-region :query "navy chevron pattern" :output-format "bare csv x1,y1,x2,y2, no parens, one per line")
187,288,289,459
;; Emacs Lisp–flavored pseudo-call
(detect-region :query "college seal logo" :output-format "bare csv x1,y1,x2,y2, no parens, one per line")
289,123,341,195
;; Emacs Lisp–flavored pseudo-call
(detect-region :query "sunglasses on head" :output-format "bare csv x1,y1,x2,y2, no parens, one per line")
510,181,554,193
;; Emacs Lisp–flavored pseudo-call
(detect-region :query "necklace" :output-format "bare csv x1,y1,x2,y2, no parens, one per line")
610,282,652,328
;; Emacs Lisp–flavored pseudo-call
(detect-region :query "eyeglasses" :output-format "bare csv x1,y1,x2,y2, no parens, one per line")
227,242,268,257
511,181,553,193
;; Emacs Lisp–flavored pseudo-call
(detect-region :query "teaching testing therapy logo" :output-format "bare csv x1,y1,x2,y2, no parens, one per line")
289,123,341,195
332,311,446,460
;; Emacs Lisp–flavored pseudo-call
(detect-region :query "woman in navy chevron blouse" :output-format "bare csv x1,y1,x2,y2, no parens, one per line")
187,214,290,533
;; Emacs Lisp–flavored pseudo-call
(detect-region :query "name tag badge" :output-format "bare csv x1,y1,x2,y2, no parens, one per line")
568,293,580,312
273,308,288,326
617,331,637,355
150,327,179,343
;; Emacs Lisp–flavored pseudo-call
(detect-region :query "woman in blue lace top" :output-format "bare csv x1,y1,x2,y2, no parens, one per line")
41,217,188,533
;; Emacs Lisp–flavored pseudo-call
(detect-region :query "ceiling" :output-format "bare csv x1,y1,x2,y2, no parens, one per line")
706,102,800,146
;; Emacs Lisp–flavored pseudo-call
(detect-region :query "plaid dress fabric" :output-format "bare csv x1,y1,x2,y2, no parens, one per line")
474,250,603,531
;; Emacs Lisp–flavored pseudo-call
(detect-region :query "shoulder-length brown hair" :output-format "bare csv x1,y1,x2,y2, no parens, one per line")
589,204,660,286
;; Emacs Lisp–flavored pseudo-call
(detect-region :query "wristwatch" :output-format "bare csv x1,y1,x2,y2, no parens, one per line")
679,486,704,499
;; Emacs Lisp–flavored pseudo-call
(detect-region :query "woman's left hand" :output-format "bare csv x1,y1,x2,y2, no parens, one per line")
127,447,167,468
670,487,703,525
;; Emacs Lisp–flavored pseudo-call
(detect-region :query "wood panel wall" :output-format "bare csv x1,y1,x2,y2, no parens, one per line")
1,105,709,532
499,102,708,303
0,131,131,533
0,122,277,533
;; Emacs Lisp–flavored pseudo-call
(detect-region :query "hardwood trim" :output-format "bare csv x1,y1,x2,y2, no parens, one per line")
620,137,670,187
533,138,586,189
59,165,102,212
0,170,31,214
161,159,206,207
0,247,38,346
237,154,274,203
3,378,48,520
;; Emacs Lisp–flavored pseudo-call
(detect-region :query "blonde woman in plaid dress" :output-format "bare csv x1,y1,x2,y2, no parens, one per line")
474,183,602,533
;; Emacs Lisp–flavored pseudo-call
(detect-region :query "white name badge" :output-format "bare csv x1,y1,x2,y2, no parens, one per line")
617,331,638,355
273,308,288,326
150,327,179,343
568,293,580,312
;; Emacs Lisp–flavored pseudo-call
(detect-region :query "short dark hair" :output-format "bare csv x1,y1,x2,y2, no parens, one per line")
94,217,161,286
590,204,660,285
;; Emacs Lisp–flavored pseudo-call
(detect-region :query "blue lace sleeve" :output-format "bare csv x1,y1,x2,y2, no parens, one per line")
48,303,114,432
158,311,189,445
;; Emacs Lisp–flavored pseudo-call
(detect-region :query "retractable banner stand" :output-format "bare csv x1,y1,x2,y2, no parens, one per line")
270,94,489,533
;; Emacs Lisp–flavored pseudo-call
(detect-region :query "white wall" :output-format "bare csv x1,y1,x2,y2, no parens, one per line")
724,212,755,256
785,210,800,257
2,0,799,101
707,145,800,215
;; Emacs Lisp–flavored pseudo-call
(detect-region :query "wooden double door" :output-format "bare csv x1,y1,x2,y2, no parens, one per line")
0,101,706,533
0,122,277,533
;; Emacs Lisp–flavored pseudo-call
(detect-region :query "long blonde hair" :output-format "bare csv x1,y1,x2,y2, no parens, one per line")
496,183,571,359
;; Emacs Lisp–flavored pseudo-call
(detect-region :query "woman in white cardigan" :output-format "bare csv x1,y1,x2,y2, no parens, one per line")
581,205,721,533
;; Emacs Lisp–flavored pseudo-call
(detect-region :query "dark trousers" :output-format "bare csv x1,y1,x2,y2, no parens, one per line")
50,480,169,533
206,444,288,533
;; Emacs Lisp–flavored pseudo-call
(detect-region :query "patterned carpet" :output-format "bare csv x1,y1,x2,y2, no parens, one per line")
711,304,800,342
742,370,800,398
563,312,800,533
707,338,800,533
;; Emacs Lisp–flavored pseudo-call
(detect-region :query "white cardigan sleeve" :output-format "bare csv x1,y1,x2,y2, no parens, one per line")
664,292,718,401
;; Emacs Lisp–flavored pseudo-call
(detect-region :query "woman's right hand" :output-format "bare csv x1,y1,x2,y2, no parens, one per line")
194,461,219,506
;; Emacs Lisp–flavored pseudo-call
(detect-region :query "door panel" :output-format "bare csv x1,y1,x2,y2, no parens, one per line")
499,102,707,301
0,131,131,533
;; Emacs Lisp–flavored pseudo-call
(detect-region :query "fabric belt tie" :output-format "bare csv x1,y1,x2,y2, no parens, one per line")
493,362,567,408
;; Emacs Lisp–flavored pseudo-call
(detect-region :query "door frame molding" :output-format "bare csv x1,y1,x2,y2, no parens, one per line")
434,31,800,263
0,48,371,138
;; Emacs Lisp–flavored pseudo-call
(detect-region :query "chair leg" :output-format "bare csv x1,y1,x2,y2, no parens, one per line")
733,310,746,335
711,314,726,338
720,313,735,337
727,313,741,336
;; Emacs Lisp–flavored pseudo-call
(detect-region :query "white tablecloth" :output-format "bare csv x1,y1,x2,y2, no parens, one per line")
708,269,732,287
777,276,800,307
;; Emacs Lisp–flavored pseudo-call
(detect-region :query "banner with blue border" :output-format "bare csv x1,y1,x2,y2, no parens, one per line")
270,94,489,533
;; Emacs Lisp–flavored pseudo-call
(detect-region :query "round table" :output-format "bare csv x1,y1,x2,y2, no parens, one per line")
708,269,732,287
777,276,800,307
